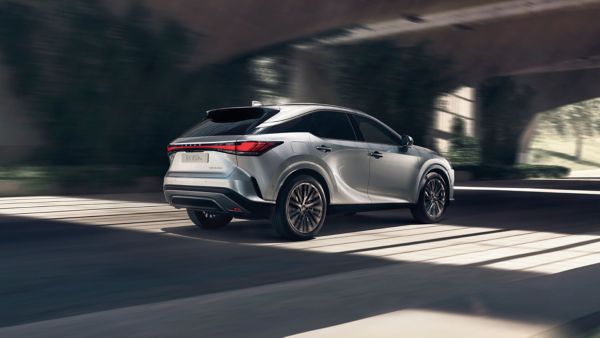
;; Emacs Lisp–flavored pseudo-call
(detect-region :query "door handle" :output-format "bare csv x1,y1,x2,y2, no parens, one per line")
369,151,383,159
316,145,332,153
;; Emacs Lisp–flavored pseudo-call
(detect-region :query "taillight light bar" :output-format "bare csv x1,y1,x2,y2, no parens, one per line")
166,141,282,156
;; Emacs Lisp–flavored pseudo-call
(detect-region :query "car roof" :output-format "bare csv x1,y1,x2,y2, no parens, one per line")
259,103,368,125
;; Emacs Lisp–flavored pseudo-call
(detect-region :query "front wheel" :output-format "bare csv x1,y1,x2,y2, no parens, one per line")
187,209,232,229
272,175,327,241
411,172,448,223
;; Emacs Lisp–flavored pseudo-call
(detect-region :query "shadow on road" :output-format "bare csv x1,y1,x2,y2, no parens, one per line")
2,189,600,337
162,212,416,244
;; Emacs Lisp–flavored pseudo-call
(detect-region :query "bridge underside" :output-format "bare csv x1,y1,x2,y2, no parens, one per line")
37,0,600,109
126,0,600,166
4,0,600,165
292,0,600,110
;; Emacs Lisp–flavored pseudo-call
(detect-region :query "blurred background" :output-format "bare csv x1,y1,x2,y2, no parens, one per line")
3,2,600,337
1,0,600,195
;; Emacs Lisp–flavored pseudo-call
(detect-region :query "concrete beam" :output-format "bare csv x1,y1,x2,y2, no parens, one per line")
289,49,338,104
331,0,600,44
509,56,600,76
515,68,600,113
104,0,507,65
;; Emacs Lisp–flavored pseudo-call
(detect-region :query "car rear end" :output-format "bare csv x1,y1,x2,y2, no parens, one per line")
163,106,283,219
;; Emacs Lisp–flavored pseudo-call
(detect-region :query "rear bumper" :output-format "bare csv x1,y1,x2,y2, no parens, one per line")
164,185,274,219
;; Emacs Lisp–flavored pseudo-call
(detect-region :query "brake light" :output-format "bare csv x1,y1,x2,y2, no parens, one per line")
166,141,282,156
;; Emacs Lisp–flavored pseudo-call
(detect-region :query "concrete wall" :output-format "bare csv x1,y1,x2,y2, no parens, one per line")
289,49,338,104
0,64,40,165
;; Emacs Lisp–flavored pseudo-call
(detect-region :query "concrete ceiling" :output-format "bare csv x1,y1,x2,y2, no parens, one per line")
382,1,600,83
106,0,600,111
107,0,507,64
105,0,600,79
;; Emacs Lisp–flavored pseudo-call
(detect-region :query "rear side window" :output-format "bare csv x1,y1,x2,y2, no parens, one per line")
258,114,315,134
180,108,278,137
262,110,356,141
311,111,357,141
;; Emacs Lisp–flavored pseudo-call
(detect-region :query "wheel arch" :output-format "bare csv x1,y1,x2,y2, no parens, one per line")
274,167,331,204
415,162,452,203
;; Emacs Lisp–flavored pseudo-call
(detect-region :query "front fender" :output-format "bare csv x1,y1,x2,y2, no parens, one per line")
413,160,454,203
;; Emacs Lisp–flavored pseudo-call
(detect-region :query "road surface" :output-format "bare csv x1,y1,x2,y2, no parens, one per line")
1,180,600,337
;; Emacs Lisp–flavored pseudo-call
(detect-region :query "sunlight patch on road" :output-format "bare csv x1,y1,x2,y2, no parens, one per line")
0,196,190,233
288,309,548,338
2,195,600,274
268,224,600,275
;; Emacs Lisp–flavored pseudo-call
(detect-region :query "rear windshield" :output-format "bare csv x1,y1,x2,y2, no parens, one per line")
180,107,278,137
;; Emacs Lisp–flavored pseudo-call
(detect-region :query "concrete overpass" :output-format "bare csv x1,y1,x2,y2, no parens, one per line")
242,0,600,160
111,0,600,83
108,0,513,65
126,0,600,134
109,0,600,79
3,0,600,163
280,0,600,104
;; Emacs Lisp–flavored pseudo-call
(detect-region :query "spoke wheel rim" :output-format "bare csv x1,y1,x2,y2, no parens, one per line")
285,182,324,234
424,178,446,219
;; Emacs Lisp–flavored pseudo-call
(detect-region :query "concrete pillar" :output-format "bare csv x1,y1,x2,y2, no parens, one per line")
0,64,40,165
289,48,338,104
517,113,541,164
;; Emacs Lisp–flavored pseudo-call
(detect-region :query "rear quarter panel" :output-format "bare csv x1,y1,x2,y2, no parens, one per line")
235,133,333,202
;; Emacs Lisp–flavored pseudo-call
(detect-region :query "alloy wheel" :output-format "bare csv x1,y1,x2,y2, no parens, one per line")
424,178,446,218
285,182,324,234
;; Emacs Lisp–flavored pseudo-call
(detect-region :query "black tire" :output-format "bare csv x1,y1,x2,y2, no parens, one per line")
411,172,448,223
187,209,232,229
272,175,327,241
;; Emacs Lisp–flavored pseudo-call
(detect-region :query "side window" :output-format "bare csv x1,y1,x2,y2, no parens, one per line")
259,115,315,134
353,115,401,145
310,111,357,141
259,110,357,141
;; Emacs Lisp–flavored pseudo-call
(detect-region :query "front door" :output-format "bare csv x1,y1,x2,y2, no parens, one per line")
306,111,371,205
351,115,421,204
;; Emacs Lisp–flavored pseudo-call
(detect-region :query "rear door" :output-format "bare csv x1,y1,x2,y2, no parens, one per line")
305,110,371,205
351,114,421,203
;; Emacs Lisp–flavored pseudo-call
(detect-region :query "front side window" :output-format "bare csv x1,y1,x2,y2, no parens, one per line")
353,115,401,145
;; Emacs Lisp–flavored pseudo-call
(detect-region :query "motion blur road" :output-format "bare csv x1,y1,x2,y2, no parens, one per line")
1,180,600,337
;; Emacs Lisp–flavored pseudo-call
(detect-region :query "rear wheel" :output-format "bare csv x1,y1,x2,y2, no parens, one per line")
272,175,327,240
411,172,448,223
187,209,232,229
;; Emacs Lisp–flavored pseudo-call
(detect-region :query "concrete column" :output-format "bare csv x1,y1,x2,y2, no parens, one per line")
289,48,338,104
0,64,40,165
517,113,541,164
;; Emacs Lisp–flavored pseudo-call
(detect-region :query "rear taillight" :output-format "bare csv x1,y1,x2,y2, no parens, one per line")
166,141,282,156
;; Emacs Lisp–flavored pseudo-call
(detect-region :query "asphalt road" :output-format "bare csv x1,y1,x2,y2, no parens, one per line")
1,180,600,337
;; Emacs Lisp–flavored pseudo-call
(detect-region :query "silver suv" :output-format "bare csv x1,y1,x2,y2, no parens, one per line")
164,103,454,240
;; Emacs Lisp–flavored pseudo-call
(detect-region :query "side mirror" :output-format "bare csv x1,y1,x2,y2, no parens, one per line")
401,135,414,147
